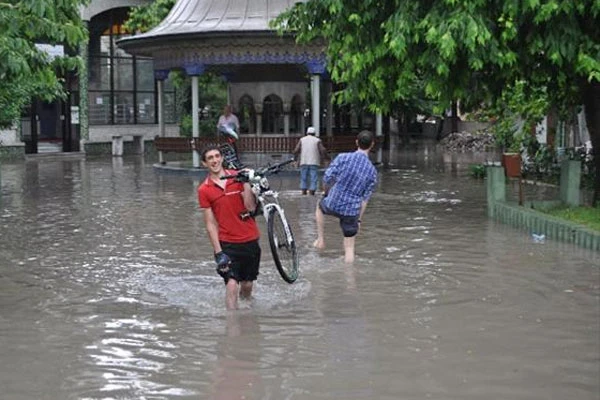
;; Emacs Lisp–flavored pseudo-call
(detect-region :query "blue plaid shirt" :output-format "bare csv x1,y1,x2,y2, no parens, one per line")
321,151,378,216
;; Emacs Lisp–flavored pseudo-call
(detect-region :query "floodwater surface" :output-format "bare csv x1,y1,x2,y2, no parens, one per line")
0,152,598,400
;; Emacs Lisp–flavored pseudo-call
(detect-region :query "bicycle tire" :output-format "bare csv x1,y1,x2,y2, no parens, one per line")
267,207,299,283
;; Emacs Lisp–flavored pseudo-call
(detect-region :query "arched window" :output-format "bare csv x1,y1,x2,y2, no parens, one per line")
262,94,283,134
290,94,304,134
238,95,255,134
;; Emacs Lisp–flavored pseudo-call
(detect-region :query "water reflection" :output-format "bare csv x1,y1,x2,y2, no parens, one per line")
0,154,598,400
209,313,264,400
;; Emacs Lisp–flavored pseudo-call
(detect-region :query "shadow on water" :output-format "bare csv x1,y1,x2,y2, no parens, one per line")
0,149,598,400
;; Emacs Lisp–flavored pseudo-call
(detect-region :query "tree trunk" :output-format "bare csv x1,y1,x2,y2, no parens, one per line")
583,80,600,206
451,100,458,133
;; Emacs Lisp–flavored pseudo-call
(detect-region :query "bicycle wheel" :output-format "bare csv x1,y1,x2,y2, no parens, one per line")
267,207,299,283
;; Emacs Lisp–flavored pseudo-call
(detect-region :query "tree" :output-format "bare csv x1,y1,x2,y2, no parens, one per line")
123,0,175,34
274,0,600,204
0,0,88,127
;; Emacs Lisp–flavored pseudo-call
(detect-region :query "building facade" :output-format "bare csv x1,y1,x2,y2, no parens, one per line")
0,0,179,159
0,0,386,161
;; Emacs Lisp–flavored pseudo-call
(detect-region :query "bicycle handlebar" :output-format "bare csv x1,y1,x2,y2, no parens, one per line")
220,158,295,181
257,158,295,175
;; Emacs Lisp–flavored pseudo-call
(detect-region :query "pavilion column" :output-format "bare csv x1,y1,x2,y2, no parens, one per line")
376,112,383,164
306,59,326,137
387,116,395,164
155,69,169,165
310,74,320,136
184,63,205,168
255,103,263,136
326,81,333,137
283,102,290,136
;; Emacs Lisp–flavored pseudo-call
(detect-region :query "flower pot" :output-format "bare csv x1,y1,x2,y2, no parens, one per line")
502,153,521,178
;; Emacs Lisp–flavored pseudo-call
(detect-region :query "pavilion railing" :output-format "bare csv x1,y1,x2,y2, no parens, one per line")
154,135,376,155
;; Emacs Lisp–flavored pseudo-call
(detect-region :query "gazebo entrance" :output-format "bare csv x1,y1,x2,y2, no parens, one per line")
117,0,387,165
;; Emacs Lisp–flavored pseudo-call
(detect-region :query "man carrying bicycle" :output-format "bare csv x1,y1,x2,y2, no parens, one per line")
313,130,378,263
198,145,261,310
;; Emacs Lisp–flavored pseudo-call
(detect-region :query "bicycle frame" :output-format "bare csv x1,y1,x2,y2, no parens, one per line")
220,158,299,283
253,185,294,245
220,158,295,245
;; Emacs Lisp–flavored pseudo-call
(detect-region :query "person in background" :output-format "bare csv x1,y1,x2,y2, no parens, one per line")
217,105,240,139
198,145,261,310
217,105,243,169
292,126,328,195
313,130,378,263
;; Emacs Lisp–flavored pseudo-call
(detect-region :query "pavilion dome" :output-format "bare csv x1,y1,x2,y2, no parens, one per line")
117,0,324,76
120,0,307,50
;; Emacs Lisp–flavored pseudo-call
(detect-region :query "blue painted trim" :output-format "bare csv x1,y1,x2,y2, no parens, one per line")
164,53,326,69
305,59,327,75
154,69,170,80
183,62,205,76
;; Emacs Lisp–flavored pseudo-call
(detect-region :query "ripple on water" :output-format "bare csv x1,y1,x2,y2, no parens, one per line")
1,159,599,400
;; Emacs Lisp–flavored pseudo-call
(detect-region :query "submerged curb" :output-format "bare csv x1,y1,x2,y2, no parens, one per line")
489,201,600,251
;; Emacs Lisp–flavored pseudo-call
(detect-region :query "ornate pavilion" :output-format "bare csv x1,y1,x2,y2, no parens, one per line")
118,0,386,167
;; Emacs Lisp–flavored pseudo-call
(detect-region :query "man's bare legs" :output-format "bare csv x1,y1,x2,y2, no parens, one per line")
225,280,253,310
239,281,253,300
225,279,239,310
343,236,356,263
313,204,326,249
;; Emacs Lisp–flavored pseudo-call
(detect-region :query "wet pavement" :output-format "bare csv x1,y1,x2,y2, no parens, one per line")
0,148,598,400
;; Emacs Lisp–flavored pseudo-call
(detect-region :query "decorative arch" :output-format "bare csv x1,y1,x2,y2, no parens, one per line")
290,94,305,134
238,94,255,134
81,0,147,21
262,94,283,134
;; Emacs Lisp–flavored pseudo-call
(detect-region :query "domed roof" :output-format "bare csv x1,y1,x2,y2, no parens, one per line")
117,0,324,74
124,0,305,42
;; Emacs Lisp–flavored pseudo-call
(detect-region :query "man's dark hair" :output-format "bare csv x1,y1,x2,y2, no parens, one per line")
201,144,221,161
357,130,374,150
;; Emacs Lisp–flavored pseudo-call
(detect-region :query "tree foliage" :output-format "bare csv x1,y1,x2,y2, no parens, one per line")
0,0,88,127
274,0,600,203
123,0,175,34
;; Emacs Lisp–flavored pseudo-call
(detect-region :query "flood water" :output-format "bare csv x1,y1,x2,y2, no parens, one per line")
0,149,598,400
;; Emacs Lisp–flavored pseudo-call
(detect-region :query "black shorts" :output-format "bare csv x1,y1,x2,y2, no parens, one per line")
319,200,360,238
218,240,261,284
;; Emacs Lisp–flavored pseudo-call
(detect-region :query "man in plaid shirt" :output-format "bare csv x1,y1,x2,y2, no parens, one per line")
314,130,378,263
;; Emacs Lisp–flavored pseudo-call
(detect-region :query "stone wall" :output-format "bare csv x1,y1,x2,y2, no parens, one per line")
0,126,25,160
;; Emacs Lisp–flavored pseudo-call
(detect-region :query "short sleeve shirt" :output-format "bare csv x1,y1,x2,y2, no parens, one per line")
198,172,259,243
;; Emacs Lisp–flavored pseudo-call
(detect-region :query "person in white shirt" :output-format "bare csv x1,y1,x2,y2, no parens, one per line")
292,126,328,195
217,105,240,140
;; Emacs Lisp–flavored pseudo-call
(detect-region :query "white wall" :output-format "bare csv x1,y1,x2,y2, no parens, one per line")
0,126,24,147
535,117,548,144
87,124,179,143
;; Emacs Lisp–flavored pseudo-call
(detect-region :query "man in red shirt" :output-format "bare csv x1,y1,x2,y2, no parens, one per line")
198,145,261,310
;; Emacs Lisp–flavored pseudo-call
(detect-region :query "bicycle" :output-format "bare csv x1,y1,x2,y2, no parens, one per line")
221,159,300,284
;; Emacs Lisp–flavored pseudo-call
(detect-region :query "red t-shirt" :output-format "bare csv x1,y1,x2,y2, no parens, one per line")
198,171,260,243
